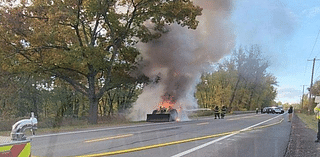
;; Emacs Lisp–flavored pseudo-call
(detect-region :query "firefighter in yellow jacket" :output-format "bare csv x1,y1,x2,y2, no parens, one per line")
314,103,320,142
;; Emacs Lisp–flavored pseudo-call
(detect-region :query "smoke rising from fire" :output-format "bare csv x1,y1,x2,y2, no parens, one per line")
129,0,234,121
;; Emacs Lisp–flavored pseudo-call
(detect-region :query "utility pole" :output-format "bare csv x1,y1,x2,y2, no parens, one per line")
308,58,320,113
301,85,307,110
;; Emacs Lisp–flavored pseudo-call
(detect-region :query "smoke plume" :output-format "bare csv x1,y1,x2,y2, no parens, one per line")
129,0,234,121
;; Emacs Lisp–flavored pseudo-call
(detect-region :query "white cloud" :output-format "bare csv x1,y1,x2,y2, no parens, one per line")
276,87,302,104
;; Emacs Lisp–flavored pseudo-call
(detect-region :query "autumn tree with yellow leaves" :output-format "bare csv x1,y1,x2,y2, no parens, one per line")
196,45,277,112
0,0,202,124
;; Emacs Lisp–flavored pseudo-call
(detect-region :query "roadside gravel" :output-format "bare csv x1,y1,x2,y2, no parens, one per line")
285,113,320,157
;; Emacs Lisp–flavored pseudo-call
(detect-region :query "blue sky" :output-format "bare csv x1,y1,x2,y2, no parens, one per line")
230,0,320,104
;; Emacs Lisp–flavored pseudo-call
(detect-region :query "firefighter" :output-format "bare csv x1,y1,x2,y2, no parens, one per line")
314,103,320,142
214,106,220,119
221,106,227,119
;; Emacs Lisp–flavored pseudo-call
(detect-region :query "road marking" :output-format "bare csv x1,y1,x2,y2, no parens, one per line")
196,113,259,121
196,122,209,125
82,126,180,143
84,134,133,143
32,122,176,138
77,132,235,157
134,126,181,134
227,114,261,121
32,113,261,139
77,115,283,157
171,114,283,157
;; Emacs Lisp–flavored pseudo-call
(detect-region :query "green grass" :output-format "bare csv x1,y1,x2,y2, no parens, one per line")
295,113,318,132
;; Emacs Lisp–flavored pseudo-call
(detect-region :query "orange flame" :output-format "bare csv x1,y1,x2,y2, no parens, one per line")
158,94,176,109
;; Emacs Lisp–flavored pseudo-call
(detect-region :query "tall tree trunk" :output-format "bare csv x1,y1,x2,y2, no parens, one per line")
99,100,103,117
107,91,115,116
103,97,108,116
248,89,255,110
88,95,98,124
88,68,98,124
205,89,209,108
81,95,86,117
45,101,47,118
229,77,240,109
32,96,39,119
74,96,79,118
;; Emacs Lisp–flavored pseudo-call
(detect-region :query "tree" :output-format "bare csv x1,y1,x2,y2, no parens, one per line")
196,45,278,112
310,80,320,110
311,80,320,96
0,0,202,123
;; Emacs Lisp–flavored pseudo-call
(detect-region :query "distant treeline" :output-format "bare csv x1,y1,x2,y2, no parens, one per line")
195,45,277,112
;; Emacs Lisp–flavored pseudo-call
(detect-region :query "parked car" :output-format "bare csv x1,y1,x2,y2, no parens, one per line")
274,108,282,114
262,107,284,114
278,107,284,114
262,107,273,114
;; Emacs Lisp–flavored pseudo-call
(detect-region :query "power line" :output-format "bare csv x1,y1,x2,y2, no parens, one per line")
305,29,320,77
309,29,320,59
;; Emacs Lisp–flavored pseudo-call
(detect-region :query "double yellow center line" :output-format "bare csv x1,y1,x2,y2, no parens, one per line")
78,117,283,157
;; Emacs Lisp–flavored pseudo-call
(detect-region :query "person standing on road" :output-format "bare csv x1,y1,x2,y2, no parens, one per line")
214,106,220,119
256,108,259,114
314,103,320,142
221,106,227,119
288,106,293,122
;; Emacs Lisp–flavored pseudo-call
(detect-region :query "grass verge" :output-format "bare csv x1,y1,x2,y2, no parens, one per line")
295,113,318,132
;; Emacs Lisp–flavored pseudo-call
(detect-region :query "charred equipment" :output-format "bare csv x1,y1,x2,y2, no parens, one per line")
146,106,178,122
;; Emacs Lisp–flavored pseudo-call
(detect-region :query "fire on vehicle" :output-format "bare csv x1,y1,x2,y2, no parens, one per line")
146,94,179,122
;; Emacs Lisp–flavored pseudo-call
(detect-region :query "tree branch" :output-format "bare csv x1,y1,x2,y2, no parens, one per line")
81,21,89,46
49,65,88,77
52,71,88,96
90,12,101,46
22,14,49,21
74,0,83,47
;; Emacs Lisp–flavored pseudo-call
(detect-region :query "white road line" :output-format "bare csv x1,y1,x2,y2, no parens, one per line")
171,114,283,157
191,113,264,121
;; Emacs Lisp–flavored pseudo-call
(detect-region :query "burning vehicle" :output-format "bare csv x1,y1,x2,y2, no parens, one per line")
146,94,179,122
146,106,178,122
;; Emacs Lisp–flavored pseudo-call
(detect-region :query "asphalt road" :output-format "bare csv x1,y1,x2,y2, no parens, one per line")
31,113,290,157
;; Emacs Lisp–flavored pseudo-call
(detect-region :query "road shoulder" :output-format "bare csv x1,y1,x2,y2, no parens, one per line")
285,113,320,157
